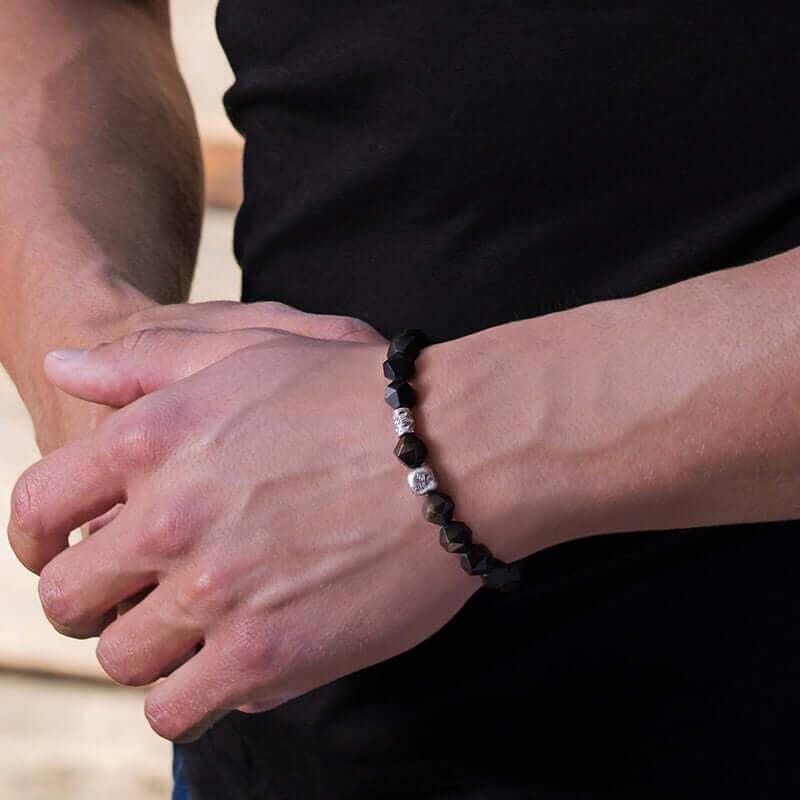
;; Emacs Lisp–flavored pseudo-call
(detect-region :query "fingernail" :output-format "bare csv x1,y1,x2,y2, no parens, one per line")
47,348,88,362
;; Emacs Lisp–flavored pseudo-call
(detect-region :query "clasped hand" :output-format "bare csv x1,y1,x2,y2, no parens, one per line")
7,303,476,742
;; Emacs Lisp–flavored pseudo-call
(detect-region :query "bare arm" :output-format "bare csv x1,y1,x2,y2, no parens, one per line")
0,0,202,452
11,246,800,741
424,245,800,560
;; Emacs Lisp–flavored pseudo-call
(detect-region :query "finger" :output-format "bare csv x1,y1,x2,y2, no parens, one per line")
80,502,124,540
96,586,204,686
44,327,272,407
116,584,154,617
37,511,156,638
135,300,386,344
143,644,239,742
8,429,126,574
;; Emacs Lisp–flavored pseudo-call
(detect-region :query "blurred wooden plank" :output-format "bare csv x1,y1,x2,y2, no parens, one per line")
0,652,108,686
0,672,170,800
171,1,239,144
203,140,243,210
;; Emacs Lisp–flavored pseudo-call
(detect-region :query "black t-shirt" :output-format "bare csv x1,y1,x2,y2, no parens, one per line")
178,3,800,796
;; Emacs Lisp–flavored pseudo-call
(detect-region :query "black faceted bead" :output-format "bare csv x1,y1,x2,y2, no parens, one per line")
423,492,455,525
383,354,416,382
481,562,522,592
439,521,472,553
459,544,493,576
393,433,427,468
387,329,430,360
384,380,417,409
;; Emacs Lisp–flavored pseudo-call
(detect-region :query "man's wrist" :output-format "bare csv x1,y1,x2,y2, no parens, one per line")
5,279,157,412
418,265,798,560
414,326,559,564
415,307,629,563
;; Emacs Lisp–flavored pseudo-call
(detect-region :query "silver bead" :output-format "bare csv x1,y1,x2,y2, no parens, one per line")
393,407,415,436
407,464,438,495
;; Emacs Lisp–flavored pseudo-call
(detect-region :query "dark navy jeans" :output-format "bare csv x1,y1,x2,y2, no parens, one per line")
172,746,191,800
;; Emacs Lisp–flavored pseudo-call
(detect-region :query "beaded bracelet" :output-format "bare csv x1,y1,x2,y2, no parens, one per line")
383,329,521,592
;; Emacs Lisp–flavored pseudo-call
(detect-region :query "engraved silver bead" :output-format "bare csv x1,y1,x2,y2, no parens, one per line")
407,464,438,495
393,407,415,436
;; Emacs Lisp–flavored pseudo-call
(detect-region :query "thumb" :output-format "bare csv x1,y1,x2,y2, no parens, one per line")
44,327,269,407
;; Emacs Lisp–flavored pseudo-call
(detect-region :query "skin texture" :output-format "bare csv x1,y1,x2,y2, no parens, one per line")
8,244,800,743
0,2,407,735
4,1,800,746
0,1,453,741
10,326,477,741
0,1,201,456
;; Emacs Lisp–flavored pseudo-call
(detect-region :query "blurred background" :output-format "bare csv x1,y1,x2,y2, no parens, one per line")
0,2,242,797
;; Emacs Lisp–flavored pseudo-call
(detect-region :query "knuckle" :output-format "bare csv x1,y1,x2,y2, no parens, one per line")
144,696,182,741
38,566,75,629
110,408,173,468
174,565,230,618
119,327,158,357
10,471,43,538
95,637,128,683
324,315,377,342
110,422,160,467
119,327,184,371
227,620,280,681
258,300,291,315
96,637,150,687
134,502,195,559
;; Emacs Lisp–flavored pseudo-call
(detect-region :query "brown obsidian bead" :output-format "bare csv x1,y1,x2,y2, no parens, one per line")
459,544,493,576
385,380,417,409
383,354,416,382
423,492,455,525
393,433,427,468
439,521,472,553
480,562,522,592
387,329,430,360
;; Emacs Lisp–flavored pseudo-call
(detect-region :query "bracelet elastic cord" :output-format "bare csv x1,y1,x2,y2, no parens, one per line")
383,330,521,592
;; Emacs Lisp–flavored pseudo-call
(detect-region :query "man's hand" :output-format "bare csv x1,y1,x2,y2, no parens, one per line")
25,301,382,450
23,299,384,620
8,325,475,742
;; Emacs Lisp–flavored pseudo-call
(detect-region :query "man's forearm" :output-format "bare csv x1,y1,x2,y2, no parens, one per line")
426,246,800,560
0,1,202,400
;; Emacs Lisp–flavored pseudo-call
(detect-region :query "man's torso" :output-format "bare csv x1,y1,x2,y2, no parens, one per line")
177,4,800,796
